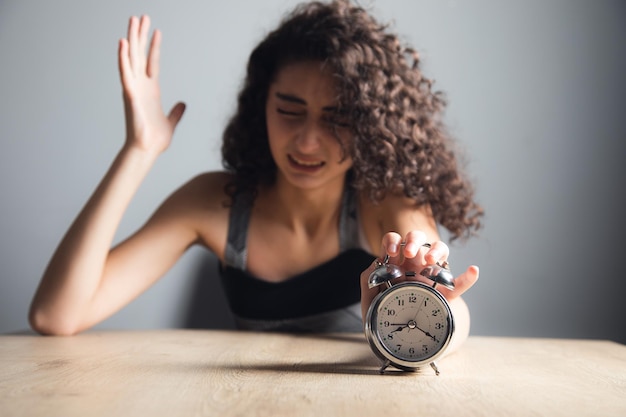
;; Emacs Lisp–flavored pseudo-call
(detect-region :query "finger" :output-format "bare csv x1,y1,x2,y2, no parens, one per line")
424,240,449,266
380,232,402,259
128,16,139,72
147,29,162,78
167,102,187,130
440,265,479,300
138,15,151,63
118,38,132,88
401,230,429,259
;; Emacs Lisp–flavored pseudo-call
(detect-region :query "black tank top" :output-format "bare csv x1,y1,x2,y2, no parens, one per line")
219,187,375,330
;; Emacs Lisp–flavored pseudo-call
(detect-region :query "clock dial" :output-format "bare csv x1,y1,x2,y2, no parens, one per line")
372,283,452,363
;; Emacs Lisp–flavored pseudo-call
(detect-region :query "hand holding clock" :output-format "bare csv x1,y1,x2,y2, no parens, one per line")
360,230,479,324
360,230,479,374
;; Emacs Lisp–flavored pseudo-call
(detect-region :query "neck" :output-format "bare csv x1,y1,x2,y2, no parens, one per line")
261,175,346,237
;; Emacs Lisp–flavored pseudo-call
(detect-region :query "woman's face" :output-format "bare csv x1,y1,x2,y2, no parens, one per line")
265,60,353,191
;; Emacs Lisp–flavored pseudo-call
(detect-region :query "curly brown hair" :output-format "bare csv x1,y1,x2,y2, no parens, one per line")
222,0,482,240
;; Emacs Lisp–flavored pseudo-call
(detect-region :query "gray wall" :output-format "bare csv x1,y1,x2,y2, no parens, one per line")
1,1,624,342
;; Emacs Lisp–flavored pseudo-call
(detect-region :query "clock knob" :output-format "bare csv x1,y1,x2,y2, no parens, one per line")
419,263,455,290
368,255,403,289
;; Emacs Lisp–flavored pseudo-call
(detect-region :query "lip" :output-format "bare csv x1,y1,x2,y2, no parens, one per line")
287,154,325,172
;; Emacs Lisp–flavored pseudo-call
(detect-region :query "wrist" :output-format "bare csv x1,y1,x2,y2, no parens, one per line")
120,142,161,165
110,143,161,183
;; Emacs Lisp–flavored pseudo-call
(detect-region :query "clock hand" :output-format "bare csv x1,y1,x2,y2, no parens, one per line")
412,309,422,322
388,325,407,335
414,325,440,343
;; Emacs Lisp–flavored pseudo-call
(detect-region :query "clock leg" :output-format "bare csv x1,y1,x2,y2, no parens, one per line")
430,362,440,376
379,360,391,374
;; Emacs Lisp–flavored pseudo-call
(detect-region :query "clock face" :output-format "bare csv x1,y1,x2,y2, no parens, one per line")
370,282,452,365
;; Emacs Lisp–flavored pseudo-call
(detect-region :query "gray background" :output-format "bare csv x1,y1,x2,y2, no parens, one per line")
1,0,625,342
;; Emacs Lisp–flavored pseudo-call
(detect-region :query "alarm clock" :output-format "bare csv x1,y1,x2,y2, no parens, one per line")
364,254,455,375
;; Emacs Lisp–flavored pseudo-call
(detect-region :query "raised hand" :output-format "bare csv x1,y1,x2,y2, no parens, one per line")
118,15,185,155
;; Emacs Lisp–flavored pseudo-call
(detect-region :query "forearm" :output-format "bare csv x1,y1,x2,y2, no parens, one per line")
29,145,158,334
445,296,471,356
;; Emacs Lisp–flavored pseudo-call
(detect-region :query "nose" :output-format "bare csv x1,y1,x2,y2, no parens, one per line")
295,120,322,153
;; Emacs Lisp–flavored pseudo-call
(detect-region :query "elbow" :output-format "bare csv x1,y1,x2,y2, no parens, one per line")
28,305,81,336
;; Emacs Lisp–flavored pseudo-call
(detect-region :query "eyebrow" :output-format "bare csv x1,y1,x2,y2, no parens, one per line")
275,92,338,112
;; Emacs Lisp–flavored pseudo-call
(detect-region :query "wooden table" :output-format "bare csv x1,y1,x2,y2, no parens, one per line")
0,330,624,416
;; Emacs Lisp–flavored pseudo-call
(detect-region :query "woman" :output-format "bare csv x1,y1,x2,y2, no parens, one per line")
29,0,481,349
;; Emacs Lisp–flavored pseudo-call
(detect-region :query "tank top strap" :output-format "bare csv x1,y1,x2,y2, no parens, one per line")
224,192,253,269
339,186,361,251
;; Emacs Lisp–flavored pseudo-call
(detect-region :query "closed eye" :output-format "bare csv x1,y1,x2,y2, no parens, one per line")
324,116,351,128
277,108,304,116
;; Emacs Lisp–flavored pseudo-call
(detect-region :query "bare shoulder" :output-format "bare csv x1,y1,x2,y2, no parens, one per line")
155,171,233,258
174,171,233,208
359,191,439,244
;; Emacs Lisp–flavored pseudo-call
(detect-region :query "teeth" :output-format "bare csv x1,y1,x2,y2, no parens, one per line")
290,155,323,167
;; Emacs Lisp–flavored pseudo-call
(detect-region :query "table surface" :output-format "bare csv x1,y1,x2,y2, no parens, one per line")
0,330,625,417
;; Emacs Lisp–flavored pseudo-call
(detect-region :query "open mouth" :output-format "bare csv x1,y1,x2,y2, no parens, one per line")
288,154,325,169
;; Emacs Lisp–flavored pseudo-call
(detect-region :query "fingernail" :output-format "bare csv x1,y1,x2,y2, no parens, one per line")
389,243,398,254
405,242,417,253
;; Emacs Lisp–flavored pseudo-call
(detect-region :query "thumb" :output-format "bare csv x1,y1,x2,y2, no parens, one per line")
440,265,479,301
167,102,186,130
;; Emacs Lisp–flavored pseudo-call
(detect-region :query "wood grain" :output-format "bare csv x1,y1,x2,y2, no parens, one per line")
0,330,624,416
